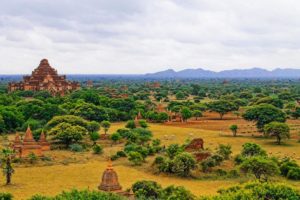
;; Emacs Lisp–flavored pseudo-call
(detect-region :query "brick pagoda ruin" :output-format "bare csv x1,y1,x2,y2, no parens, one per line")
8,59,80,96
99,159,123,192
13,127,50,158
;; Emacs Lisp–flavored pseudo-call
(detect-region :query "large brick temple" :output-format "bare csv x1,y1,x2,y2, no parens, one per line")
8,59,80,96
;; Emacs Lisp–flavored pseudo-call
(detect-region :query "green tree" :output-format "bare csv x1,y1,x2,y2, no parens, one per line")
48,122,88,147
166,144,184,159
29,189,125,200
132,180,162,200
240,157,279,181
241,143,267,157
243,104,286,131
207,100,238,119
264,122,290,145
0,148,15,185
229,124,238,137
125,120,136,129
199,182,300,200
89,132,100,145
161,185,195,200
192,110,202,120
110,132,122,144
101,120,111,135
0,115,5,133
181,107,192,122
172,152,196,177
217,144,232,160
128,151,144,165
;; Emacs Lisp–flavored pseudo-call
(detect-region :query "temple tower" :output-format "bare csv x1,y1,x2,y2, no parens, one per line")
98,159,122,192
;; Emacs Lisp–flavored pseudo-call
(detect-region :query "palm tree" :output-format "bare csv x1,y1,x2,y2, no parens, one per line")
1,148,15,185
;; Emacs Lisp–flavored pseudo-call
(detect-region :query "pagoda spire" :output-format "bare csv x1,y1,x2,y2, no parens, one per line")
24,126,35,142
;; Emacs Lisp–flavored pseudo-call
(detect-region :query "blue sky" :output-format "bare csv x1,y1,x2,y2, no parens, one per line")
0,0,300,74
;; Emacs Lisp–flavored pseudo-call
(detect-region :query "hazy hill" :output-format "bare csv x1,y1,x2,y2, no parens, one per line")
145,68,300,78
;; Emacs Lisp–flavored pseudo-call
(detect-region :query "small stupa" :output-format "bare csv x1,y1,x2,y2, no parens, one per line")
12,133,22,154
21,126,42,157
98,159,122,192
39,130,50,151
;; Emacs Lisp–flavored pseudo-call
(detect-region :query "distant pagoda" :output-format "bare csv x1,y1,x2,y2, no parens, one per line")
98,159,122,192
8,59,80,96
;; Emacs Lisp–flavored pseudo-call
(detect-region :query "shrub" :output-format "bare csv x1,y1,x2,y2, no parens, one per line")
128,151,144,165
215,169,227,176
241,143,267,157
200,182,300,199
154,156,165,165
110,132,122,144
280,160,298,176
171,152,196,177
89,132,100,145
111,154,119,161
69,144,84,152
161,185,195,200
116,151,126,157
217,144,232,160
287,167,300,180
0,193,13,200
166,144,183,159
29,189,125,200
125,120,136,129
132,180,162,200
92,144,103,154
28,152,38,164
201,157,217,172
240,156,280,181
228,169,239,178
139,120,148,128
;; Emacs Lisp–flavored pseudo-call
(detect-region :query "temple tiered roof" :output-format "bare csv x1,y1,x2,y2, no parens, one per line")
8,59,80,96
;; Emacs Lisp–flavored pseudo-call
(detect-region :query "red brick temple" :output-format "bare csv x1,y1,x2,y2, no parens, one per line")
8,59,80,96
13,127,50,158
99,159,122,192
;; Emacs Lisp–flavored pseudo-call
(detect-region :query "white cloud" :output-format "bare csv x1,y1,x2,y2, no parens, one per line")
0,0,300,74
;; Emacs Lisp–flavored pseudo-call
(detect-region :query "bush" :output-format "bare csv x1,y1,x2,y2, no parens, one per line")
111,154,119,161
132,180,162,200
287,167,300,180
154,156,165,165
280,160,298,176
28,152,38,164
92,144,103,154
217,144,232,160
69,144,84,152
215,169,227,176
171,152,196,177
29,189,126,200
200,182,300,199
128,151,144,165
239,156,280,181
0,193,13,200
227,169,239,178
138,120,148,128
116,151,126,157
201,157,217,172
241,143,267,157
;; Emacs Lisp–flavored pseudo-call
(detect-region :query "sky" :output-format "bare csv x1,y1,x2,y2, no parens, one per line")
0,0,300,74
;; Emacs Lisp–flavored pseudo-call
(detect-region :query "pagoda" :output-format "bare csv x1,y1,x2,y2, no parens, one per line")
13,127,50,158
98,159,122,192
8,59,80,96
38,130,51,151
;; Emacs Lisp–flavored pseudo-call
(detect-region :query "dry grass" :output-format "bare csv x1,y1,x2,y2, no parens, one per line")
1,117,300,199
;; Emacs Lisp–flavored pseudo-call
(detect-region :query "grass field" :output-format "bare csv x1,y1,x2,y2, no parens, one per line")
1,114,300,199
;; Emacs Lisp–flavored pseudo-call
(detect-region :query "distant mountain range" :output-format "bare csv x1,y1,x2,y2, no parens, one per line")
1,68,300,80
145,68,300,78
